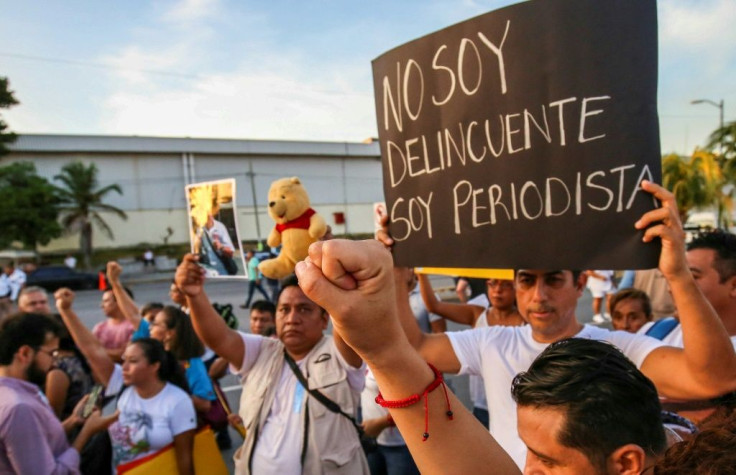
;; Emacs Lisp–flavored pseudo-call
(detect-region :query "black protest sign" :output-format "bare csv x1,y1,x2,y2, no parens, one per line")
372,0,661,270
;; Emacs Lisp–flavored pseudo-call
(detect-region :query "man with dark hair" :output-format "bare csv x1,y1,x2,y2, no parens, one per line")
610,288,653,333
249,299,276,336
0,313,115,473
638,229,736,346
374,181,736,468
93,281,136,362
512,338,666,473
240,249,271,309
175,264,369,474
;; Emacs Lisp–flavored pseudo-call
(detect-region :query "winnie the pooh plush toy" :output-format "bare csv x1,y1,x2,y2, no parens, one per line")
258,177,327,280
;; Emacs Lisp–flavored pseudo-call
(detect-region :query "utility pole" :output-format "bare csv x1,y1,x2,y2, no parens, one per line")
246,161,262,241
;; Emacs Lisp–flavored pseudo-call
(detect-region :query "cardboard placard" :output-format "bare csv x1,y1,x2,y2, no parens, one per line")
372,0,661,270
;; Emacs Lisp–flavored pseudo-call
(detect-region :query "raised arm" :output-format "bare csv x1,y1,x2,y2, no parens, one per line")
107,261,141,331
297,239,519,475
418,273,482,327
54,288,115,386
175,254,245,369
637,181,736,398
377,217,461,373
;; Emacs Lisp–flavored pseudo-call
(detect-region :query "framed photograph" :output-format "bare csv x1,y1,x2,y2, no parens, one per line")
185,179,247,278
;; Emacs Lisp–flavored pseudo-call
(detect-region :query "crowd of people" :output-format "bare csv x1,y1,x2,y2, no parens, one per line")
1,181,735,474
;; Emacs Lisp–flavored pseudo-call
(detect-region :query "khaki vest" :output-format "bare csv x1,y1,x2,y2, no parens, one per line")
233,336,369,475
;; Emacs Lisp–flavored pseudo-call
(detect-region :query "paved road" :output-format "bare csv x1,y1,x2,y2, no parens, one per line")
66,273,600,470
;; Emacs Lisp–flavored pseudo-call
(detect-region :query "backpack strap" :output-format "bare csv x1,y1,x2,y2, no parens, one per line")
645,317,680,340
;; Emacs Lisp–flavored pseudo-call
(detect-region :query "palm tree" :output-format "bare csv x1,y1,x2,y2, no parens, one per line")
662,150,733,228
54,162,128,269
706,120,736,162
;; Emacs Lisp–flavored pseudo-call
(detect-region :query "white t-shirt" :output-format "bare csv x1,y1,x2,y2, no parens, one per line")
586,270,615,297
360,368,405,447
638,320,736,349
105,365,197,468
447,324,665,469
468,311,489,411
234,333,365,475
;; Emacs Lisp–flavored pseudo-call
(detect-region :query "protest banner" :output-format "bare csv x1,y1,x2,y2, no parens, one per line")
372,0,661,270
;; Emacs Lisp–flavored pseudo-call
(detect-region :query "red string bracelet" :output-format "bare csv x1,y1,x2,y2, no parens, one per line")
375,363,453,441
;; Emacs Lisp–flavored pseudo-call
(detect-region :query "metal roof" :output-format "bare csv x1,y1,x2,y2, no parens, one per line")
9,134,381,158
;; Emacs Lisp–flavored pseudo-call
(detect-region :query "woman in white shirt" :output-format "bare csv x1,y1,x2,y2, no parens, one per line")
55,289,196,474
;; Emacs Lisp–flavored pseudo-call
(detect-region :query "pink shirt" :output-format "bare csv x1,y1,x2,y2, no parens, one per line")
0,376,80,474
92,319,135,350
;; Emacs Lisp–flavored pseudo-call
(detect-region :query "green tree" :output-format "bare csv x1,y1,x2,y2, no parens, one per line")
0,77,20,157
662,149,733,227
54,162,128,269
706,119,736,162
0,162,62,250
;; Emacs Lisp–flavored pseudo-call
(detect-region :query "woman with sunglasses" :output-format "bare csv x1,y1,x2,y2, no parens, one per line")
54,288,196,475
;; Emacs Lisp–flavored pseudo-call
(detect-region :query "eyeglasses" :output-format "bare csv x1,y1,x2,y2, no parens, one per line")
36,348,60,359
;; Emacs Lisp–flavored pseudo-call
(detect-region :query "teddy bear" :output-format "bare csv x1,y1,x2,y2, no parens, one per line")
258,176,327,280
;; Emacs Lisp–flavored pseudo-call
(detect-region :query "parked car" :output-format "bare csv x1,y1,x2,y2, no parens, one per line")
26,266,98,292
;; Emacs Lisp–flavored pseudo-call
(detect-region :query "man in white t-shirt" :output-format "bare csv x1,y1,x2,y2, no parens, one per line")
2,263,26,302
377,181,736,469
175,261,368,475
638,229,736,349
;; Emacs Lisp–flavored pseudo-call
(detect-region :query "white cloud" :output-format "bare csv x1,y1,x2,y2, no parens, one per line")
100,64,376,141
162,0,220,25
660,0,736,65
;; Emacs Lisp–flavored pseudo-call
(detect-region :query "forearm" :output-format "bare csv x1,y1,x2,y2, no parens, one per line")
72,425,94,454
370,343,518,474
192,396,212,413
110,278,140,328
61,417,80,436
395,270,426,349
58,308,114,384
670,271,736,392
174,436,195,475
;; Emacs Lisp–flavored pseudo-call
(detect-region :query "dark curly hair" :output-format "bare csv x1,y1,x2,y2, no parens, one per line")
653,411,736,474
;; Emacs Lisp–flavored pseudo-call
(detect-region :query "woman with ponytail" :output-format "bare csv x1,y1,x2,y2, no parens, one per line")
54,288,196,475
148,306,216,415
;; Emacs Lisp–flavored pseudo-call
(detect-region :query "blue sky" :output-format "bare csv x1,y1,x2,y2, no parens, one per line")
1,0,733,155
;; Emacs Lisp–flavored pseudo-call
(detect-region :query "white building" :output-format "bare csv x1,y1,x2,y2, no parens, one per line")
4,134,383,252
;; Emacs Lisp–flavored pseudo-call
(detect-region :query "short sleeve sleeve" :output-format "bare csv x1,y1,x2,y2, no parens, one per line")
186,358,215,400
447,328,487,376
229,332,264,382
104,364,124,397
169,391,197,436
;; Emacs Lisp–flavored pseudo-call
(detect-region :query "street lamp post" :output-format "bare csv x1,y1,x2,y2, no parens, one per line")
691,98,725,155
691,98,727,228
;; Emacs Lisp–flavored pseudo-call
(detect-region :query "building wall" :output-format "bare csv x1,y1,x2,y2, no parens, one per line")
4,136,384,252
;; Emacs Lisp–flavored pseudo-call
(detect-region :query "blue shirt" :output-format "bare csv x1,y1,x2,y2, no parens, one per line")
185,357,215,401
131,318,150,341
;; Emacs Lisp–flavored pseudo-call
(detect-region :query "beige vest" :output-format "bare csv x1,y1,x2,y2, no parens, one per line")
233,336,369,475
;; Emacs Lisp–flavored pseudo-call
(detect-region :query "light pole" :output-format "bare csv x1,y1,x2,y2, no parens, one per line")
691,98,725,155
691,98,727,228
